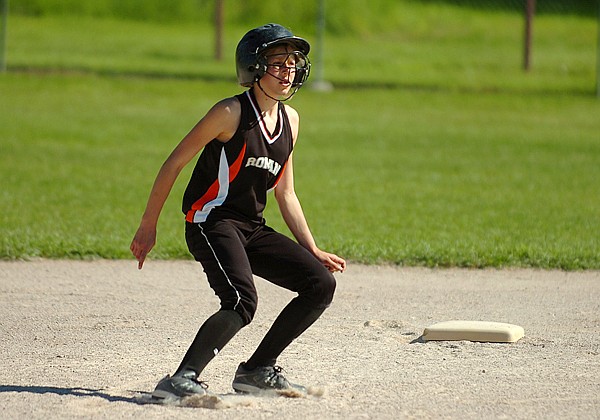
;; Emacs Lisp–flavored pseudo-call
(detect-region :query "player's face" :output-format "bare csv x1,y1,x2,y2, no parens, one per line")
262,45,300,94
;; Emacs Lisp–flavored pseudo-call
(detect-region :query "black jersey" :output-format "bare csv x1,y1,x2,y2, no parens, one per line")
183,89,294,224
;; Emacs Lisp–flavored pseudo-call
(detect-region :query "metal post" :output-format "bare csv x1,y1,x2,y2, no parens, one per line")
523,0,535,72
214,0,224,61
311,0,332,91
0,0,7,73
596,0,600,97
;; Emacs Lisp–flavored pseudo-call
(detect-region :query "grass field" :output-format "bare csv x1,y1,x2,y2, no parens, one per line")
1,4,599,269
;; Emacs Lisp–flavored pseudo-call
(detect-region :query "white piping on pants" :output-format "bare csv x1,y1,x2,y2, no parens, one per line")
199,224,242,311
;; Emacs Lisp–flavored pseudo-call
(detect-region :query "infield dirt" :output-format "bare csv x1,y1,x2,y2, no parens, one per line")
1,260,599,419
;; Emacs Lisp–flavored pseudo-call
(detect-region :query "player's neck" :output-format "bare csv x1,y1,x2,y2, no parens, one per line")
252,85,279,117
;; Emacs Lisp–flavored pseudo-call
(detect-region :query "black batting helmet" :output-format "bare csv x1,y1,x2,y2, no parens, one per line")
236,23,311,88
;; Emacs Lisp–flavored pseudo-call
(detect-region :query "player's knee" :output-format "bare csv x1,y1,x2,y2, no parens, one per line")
322,271,337,305
217,286,258,326
232,295,258,326
311,270,336,308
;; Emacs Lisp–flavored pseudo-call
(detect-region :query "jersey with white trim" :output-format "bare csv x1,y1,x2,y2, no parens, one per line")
183,89,294,224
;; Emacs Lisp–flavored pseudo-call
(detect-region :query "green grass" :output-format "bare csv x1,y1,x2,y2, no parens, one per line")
1,6,599,269
6,6,597,93
287,90,600,269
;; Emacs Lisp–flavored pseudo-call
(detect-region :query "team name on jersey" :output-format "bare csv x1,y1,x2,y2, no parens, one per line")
245,156,282,176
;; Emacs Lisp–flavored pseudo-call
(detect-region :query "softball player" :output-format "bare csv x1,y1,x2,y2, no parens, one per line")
130,23,346,400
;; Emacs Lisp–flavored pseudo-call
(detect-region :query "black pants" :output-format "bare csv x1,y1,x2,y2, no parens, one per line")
185,219,336,326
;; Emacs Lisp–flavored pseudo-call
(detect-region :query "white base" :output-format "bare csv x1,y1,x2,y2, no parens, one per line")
422,320,524,343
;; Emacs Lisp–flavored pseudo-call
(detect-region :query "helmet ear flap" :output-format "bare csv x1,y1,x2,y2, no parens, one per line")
246,61,266,84
254,55,268,81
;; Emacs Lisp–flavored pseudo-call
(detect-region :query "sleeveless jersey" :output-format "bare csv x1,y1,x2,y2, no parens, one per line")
183,89,294,224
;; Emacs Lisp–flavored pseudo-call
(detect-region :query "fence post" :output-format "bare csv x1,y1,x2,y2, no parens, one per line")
0,0,7,73
311,0,332,91
596,0,600,98
214,0,223,61
523,0,535,71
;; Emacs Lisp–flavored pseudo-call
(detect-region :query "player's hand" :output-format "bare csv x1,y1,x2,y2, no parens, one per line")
130,224,156,270
314,249,346,273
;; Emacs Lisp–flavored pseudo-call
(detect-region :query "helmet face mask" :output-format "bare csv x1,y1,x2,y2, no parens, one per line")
236,24,311,97
257,50,311,88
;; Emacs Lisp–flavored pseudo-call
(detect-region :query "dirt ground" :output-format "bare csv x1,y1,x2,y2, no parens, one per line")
1,260,599,419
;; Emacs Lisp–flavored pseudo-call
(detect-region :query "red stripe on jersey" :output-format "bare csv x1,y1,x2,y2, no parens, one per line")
185,179,219,222
185,142,247,223
229,141,246,181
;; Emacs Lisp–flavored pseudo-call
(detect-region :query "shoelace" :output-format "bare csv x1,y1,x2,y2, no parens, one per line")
179,373,209,390
193,378,209,390
265,366,287,386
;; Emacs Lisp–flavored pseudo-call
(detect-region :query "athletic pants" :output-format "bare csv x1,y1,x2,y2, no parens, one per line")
178,219,336,374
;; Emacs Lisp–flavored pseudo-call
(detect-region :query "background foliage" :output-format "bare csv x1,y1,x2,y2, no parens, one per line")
8,0,600,34
1,1,599,268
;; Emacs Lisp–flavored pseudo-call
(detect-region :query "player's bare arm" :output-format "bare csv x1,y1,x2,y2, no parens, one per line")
274,156,346,273
274,108,346,273
130,98,241,269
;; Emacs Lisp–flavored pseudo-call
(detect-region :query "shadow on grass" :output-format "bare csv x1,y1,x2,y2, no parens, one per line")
8,65,595,97
8,64,237,84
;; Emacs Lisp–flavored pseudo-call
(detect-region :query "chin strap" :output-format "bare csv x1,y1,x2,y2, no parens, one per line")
257,78,300,102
